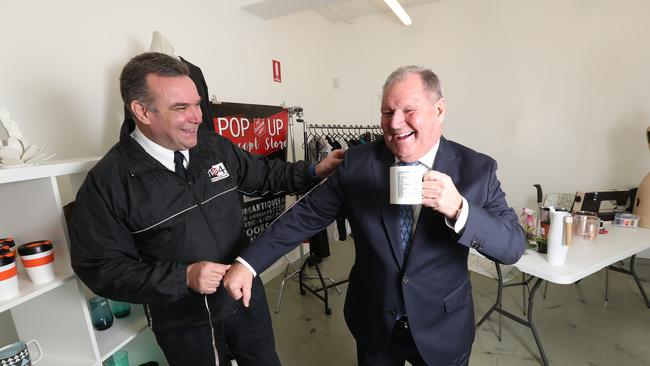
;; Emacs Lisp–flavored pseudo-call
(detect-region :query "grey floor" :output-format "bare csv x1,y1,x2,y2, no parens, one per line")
264,238,650,366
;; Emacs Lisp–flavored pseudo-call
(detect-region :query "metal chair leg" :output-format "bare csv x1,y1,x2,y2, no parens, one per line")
275,257,299,313
298,255,349,315
498,305,502,341
275,244,308,313
607,255,649,308
605,267,609,304
327,278,343,294
522,273,527,315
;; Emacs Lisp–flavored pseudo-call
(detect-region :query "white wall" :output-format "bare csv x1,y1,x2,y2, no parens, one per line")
1,0,649,211
323,0,650,210
0,0,336,160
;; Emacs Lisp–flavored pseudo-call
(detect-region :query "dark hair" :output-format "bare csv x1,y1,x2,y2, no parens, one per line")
119,52,189,114
382,65,443,100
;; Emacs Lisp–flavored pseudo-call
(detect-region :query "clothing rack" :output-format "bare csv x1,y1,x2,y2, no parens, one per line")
274,115,382,315
304,124,383,147
297,122,382,314
305,123,382,132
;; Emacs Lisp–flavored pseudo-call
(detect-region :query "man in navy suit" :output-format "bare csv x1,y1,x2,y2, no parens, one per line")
224,66,526,365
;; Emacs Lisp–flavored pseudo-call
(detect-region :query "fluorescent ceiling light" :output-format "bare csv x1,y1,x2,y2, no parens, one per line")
383,0,412,26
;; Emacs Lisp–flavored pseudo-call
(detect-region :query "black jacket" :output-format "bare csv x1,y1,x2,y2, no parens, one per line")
69,119,315,330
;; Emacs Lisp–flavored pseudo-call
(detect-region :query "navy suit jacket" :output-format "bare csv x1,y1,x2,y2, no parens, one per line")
242,137,526,365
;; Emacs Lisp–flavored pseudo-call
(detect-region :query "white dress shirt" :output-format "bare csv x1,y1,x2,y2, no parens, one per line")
131,127,189,170
399,142,469,235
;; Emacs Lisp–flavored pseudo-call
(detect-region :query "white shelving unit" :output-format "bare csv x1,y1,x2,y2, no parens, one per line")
0,158,166,366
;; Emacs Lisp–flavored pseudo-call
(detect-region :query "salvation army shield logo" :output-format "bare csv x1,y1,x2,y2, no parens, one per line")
254,118,266,138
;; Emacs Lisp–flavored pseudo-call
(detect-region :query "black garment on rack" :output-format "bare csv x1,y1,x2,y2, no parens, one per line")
308,229,330,260
336,212,347,241
327,136,342,150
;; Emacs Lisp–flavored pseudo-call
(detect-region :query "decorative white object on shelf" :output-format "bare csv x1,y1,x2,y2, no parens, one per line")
0,107,55,167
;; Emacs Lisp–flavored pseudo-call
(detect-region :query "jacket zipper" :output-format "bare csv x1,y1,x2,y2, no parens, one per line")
188,179,222,366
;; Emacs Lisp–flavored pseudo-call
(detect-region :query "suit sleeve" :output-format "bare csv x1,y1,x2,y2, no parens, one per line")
69,172,190,304
457,159,526,264
239,156,348,273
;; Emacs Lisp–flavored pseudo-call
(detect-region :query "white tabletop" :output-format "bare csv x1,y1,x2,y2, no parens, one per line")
512,224,650,284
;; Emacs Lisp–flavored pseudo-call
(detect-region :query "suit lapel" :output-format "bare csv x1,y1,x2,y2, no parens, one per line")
431,137,460,188
374,144,405,268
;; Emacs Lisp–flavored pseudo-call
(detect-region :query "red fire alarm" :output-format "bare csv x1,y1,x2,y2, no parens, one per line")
272,60,281,82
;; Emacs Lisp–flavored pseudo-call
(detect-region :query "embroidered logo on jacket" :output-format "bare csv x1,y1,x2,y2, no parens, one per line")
208,163,229,182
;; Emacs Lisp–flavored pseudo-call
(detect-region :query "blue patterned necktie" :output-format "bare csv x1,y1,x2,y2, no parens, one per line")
398,161,419,254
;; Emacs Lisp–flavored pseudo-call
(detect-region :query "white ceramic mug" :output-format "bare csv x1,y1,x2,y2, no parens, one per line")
0,339,43,365
389,165,427,205
17,240,55,284
0,237,16,254
0,252,19,300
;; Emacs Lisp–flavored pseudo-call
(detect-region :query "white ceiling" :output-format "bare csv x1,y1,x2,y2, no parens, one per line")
242,0,444,24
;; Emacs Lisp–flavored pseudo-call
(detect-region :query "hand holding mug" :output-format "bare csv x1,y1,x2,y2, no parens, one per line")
422,170,462,219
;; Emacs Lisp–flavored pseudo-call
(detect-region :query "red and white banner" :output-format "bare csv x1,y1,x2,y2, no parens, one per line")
210,102,289,241
211,103,288,159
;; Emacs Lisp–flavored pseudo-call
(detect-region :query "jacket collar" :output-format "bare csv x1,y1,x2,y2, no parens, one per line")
431,137,459,181
117,117,214,177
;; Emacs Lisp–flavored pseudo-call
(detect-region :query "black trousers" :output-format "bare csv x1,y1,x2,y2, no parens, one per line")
357,318,471,366
153,278,280,366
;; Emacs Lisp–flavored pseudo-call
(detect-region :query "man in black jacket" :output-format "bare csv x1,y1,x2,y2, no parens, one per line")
69,52,343,366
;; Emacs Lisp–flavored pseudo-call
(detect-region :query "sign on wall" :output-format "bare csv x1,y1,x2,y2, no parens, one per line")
272,60,282,82
210,102,289,242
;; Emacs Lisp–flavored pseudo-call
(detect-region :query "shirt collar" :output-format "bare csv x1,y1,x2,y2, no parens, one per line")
131,126,189,171
395,141,440,169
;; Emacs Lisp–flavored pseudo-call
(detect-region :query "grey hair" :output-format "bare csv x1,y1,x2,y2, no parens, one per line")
119,52,190,115
382,65,443,100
